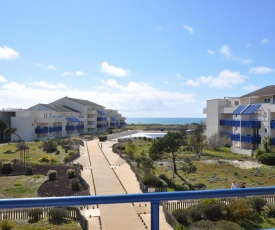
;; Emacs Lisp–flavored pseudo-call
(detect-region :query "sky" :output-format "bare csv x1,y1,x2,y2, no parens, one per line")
0,1,275,118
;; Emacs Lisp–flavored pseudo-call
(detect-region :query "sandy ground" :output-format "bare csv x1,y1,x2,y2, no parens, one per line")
202,159,263,169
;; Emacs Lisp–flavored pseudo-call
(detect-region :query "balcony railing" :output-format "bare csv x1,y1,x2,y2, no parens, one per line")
241,135,261,144
1,187,275,230
76,125,84,130
271,120,275,129
49,126,62,132
65,125,76,131
220,119,261,128
35,127,48,133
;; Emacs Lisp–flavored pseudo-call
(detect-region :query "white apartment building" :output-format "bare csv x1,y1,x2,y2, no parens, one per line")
0,97,126,142
204,85,275,156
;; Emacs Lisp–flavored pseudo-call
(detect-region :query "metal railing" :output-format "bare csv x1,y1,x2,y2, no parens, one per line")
1,187,275,230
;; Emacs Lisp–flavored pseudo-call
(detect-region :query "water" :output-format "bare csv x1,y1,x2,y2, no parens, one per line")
126,117,205,125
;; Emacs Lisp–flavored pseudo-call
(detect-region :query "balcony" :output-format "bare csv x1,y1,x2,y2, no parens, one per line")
241,120,261,128
1,187,275,230
65,125,76,131
49,126,62,132
76,125,84,130
97,117,106,121
97,124,107,128
231,133,240,141
220,119,240,127
220,119,261,128
271,120,275,129
35,127,48,133
241,135,261,144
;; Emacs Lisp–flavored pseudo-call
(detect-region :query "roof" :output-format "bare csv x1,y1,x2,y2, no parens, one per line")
240,85,275,98
29,104,80,113
65,97,105,108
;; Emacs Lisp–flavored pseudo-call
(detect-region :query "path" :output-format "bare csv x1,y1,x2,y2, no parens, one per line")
75,139,173,230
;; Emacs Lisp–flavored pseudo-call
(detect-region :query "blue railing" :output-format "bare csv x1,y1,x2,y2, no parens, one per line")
66,125,76,131
76,125,84,130
49,126,62,132
241,135,261,144
241,120,261,128
271,120,275,129
1,187,275,230
35,127,48,133
220,119,240,127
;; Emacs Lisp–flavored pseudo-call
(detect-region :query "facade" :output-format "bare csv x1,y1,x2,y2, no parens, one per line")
204,85,275,156
0,97,126,142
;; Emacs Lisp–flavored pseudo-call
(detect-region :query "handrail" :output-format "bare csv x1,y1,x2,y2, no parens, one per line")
1,187,275,230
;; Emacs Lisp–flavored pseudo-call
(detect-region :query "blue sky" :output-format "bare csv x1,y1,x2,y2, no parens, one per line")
0,1,274,118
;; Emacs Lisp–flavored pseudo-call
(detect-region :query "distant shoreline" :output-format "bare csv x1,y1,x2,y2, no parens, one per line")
126,117,205,125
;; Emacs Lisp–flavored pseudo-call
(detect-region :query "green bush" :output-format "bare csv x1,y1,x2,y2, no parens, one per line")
199,201,228,221
254,148,264,158
47,170,57,181
142,174,167,188
67,169,76,178
39,155,50,163
28,208,43,221
42,139,58,153
262,203,275,218
71,178,80,191
48,208,69,222
188,220,240,230
50,156,58,164
99,135,107,142
257,153,275,165
172,209,189,226
55,149,60,155
247,197,267,213
25,166,34,175
227,198,254,221
1,162,12,174
0,220,14,230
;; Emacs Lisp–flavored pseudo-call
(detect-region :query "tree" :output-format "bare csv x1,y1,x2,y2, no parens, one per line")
0,119,8,142
189,122,205,155
4,127,21,141
149,131,190,185
206,132,230,151
262,136,272,153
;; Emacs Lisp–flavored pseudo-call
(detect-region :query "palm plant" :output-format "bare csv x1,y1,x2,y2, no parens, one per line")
0,119,8,142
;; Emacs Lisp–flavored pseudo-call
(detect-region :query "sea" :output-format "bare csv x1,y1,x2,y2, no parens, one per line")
125,117,205,125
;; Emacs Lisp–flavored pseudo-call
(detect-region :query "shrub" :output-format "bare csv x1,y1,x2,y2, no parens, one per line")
50,156,58,164
55,149,60,155
247,197,267,213
28,208,43,221
25,166,34,175
254,148,264,158
67,169,76,178
172,209,189,226
188,220,240,230
1,162,12,174
227,198,254,221
48,208,69,222
199,200,228,221
0,220,14,230
99,135,107,142
42,139,58,153
4,150,13,154
64,155,70,163
71,178,80,191
142,174,167,188
262,203,275,218
39,155,50,163
47,170,57,181
257,153,275,165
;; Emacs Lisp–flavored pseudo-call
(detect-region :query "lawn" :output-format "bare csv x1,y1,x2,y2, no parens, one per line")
0,174,47,198
0,141,76,165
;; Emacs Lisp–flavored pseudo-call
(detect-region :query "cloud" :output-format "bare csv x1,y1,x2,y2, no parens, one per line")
207,49,215,55
220,45,231,57
260,38,269,44
0,46,19,60
242,84,259,91
75,71,85,76
187,70,246,89
28,81,67,89
220,45,253,65
183,25,194,35
249,66,274,74
0,75,8,83
155,26,164,32
47,65,56,70
176,74,184,79
101,62,128,77
61,72,74,77
0,79,196,117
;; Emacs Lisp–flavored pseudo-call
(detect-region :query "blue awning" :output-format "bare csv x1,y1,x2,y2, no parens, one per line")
111,117,118,121
241,104,261,115
232,104,260,115
97,110,106,116
232,105,247,115
66,117,80,122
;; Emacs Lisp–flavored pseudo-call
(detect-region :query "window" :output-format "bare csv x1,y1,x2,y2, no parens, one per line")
265,128,268,133
44,114,47,118
235,101,239,105
264,98,270,103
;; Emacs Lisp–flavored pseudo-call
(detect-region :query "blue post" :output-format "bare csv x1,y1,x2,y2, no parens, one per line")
151,201,159,230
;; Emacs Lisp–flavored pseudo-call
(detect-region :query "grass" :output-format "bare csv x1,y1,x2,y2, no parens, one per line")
1,218,82,230
0,141,74,165
0,175,47,198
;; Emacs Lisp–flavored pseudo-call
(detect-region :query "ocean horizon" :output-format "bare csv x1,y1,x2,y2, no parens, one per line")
126,117,205,125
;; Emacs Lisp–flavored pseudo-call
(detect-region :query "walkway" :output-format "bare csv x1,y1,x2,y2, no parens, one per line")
75,139,173,230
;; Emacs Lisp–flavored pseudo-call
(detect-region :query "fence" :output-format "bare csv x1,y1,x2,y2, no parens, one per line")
163,194,275,211
106,130,138,140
